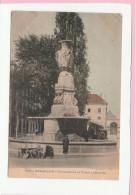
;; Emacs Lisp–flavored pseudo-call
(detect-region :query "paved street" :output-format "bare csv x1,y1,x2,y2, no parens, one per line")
9,152,119,169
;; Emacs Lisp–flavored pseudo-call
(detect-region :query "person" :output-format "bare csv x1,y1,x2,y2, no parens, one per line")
43,145,54,159
85,130,88,142
63,135,69,154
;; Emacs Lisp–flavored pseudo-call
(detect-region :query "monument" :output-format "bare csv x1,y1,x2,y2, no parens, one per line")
43,40,89,141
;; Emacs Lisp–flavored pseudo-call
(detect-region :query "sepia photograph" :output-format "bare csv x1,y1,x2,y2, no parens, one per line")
8,11,122,179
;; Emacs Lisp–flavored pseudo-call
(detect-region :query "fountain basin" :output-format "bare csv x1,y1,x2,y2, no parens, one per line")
27,116,89,141
9,137,117,158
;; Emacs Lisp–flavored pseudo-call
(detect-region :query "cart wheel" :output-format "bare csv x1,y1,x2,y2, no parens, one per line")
26,150,31,159
30,149,39,159
37,150,40,159
39,150,44,159
29,150,34,159
36,149,39,159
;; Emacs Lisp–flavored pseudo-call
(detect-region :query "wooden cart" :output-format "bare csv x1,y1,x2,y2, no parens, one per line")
18,147,44,159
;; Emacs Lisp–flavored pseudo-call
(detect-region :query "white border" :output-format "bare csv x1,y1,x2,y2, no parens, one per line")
0,3,131,195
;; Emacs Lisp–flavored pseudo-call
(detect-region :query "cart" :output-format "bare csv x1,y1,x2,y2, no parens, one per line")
18,147,43,159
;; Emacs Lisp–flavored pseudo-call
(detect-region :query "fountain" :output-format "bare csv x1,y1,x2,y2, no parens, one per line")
9,40,117,156
42,40,89,141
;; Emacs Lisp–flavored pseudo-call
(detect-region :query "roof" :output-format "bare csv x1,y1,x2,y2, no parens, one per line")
107,110,116,119
88,94,107,104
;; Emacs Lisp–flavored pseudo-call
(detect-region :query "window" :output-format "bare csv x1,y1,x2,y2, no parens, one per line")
98,117,101,120
98,108,101,113
88,108,91,112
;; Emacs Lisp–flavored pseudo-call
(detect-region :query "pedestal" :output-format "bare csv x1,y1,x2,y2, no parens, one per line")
51,104,79,117
43,119,60,141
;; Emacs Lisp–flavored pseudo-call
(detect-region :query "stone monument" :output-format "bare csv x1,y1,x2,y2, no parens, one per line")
43,40,88,141
51,40,78,117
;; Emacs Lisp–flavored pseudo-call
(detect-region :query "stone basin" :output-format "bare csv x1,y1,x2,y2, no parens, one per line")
28,116,89,141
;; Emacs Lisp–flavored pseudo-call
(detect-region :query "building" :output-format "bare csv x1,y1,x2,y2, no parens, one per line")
106,110,120,139
85,94,108,128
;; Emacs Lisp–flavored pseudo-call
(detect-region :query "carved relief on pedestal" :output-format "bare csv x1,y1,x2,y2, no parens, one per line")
53,92,77,106
62,93,77,106
71,94,78,106
53,93,64,104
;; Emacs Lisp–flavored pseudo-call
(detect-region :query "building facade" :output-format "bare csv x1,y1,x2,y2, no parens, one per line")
106,110,120,139
85,94,108,128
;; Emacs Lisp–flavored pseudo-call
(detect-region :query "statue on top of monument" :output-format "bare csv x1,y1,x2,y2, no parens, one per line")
55,40,74,72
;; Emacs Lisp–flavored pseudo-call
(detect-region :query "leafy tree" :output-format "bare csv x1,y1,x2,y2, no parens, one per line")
54,12,89,115
12,34,59,116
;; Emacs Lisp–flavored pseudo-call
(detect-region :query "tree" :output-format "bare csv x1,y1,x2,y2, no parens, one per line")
54,12,89,115
13,34,59,116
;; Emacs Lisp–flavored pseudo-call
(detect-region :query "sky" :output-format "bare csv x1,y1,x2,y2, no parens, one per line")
11,11,122,117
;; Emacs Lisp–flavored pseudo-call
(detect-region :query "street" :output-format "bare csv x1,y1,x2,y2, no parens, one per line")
9,152,119,169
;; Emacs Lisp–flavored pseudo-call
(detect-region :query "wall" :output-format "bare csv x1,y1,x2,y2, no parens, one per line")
106,118,120,140
85,103,107,128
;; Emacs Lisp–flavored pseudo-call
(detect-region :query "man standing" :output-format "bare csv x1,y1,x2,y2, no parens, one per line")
63,135,69,154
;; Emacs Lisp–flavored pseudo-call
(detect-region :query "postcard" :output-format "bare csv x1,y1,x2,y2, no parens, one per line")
0,3,131,195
